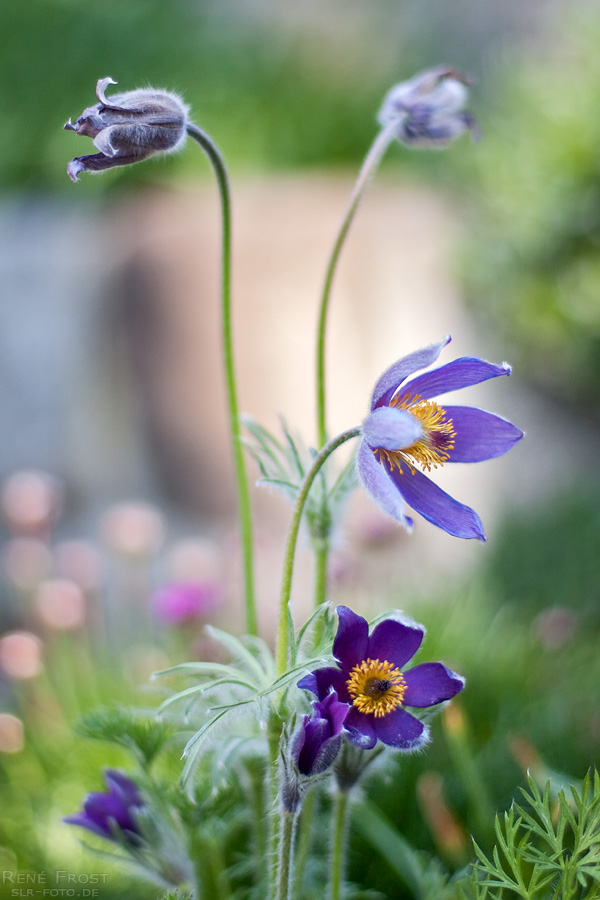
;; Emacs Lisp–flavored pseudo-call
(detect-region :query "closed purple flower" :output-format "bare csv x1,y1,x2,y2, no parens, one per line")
293,691,349,777
299,606,464,751
357,336,523,540
65,77,188,182
64,769,144,845
378,66,478,148
151,580,221,625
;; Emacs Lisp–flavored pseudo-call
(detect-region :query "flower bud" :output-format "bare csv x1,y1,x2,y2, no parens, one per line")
378,66,478,149
65,77,189,182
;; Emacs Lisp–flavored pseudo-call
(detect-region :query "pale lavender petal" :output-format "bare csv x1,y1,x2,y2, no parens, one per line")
372,707,428,749
343,708,377,749
403,662,465,707
397,357,511,403
386,464,485,540
362,406,422,451
367,616,424,669
333,606,369,671
370,336,451,409
444,406,524,462
356,441,413,531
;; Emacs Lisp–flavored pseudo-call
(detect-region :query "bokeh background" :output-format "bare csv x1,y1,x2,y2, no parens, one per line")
1,0,599,897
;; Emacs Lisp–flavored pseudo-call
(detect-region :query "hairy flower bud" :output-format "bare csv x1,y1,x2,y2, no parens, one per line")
378,66,478,149
64,77,189,182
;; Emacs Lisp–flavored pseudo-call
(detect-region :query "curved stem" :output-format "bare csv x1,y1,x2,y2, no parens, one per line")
275,426,361,678
330,789,350,900
186,124,257,636
315,120,399,449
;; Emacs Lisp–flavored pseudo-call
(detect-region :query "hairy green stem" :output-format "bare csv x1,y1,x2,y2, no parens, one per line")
293,788,317,900
330,790,350,900
276,809,299,900
186,124,257,636
315,119,399,449
275,427,361,678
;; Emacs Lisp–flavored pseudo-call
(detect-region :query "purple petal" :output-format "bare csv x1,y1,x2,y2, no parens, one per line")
370,336,451,409
333,606,369,671
298,666,349,702
343,707,377,749
385,464,486,540
372,707,428,749
403,662,465,707
362,406,423,451
443,406,524,462
398,357,511,402
367,616,424,670
356,441,413,530
63,811,111,839
315,691,349,736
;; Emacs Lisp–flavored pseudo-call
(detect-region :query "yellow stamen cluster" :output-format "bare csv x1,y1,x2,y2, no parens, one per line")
346,658,407,718
375,392,456,474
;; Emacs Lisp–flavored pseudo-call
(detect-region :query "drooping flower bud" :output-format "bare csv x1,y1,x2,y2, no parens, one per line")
281,692,349,812
378,66,478,149
64,77,189,182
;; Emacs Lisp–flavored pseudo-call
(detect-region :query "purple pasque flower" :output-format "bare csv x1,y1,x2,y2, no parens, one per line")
378,66,478,148
357,335,523,540
65,77,188,182
299,606,464,751
64,769,145,845
293,691,349,777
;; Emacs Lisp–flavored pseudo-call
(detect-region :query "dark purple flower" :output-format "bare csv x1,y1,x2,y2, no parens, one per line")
64,769,145,845
378,66,479,148
293,691,349,777
151,580,221,625
357,336,523,540
299,606,464,751
64,77,188,182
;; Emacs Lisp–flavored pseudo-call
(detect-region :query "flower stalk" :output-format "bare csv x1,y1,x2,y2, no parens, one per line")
186,124,258,637
316,119,399,450
330,789,350,900
275,427,361,678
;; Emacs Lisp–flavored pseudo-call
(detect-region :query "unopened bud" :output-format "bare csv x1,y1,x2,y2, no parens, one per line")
378,66,478,149
65,77,189,182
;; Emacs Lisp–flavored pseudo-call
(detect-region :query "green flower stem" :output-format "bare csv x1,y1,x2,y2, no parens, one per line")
276,809,299,900
268,711,284,900
293,788,317,900
186,124,257,637
330,789,350,900
315,119,399,449
275,426,362,678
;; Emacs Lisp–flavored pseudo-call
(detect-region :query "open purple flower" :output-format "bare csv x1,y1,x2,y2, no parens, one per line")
378,66,478,148
299,606,464,751
64,77,188,182
357,336,523,540
64,769,145,845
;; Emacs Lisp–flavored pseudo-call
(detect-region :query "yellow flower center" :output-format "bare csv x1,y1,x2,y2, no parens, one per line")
346,658,407,718
374,393,455,474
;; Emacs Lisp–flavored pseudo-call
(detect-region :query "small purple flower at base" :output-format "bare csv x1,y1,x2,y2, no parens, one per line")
64,77,189,182
299,606,464,752
357,336,524,541
293,692,349,777
378,66,479,149
151,580,221,625
64,769,145,846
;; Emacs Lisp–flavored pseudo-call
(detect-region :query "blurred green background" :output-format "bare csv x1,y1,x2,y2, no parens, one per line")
1,1,599,898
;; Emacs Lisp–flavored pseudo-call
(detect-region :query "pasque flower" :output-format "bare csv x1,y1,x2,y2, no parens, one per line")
357,336,523,540
378,66,478,148
64,769,145,845
65,77,188,182
299,607,463,751
293,691,349,777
